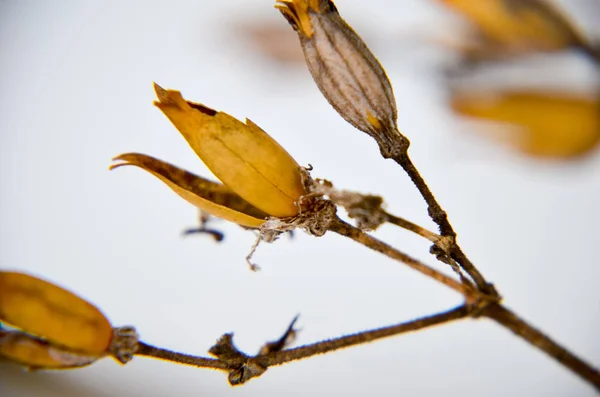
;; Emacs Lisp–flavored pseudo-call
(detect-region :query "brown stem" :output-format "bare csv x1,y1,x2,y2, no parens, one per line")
392,151,455,238
135,342,231,371
381,210,474,286
382,210,441,243
484,304,600,391
256,304,470,367
329,213,600,390
328,216,478,299
390,147,495,295
133,305,471,379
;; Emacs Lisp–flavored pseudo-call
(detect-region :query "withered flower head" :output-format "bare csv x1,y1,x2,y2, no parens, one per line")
111,84,306,228
275,0,400,145
0,271,136,369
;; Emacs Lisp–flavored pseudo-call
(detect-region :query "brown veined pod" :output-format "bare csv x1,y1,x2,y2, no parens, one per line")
275,0,401,149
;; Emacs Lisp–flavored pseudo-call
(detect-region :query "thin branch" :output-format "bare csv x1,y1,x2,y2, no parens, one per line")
380,210,474,286
382,210,442,244
255,304,470,367
135,342,231,371
484,304,600,391
391,150,455,239
389,145,496,296
327,213,600,390
132,305,472,385
328,215,481,300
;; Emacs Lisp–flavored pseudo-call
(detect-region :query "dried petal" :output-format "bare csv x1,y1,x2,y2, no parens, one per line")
0,271,113,356
276,0,400,146
111,153,269,228
0,330,99,369
451,90,600,158
153,83,305,217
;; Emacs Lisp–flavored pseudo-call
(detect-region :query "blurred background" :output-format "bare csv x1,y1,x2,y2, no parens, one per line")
0,0,599,396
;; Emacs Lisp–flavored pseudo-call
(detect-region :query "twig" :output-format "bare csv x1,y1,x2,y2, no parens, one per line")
327,213,600,390
382,210,442,244
135,342,230,371
133,305,472,385
484,304,600,390
256,304,470,367
386,141,497,296
381,210,474,285
327,215,482,301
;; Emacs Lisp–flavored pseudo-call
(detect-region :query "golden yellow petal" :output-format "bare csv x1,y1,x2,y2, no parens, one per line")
0,330,98,369
451,90,600,158
0,272,113,356
110,153,268,228
275,0,318,38
152,83,305,218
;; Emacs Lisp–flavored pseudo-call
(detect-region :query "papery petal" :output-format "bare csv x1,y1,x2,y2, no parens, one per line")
0,330,99,369
111,153,269,228
152,83,305,217
0,271,113,356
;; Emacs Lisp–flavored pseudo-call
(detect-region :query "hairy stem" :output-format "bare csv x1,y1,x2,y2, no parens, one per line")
484,304,600,391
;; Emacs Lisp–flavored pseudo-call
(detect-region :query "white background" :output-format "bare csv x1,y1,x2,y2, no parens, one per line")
1,1,599,396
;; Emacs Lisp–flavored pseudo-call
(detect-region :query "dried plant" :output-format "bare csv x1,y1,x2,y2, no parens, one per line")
1,0,599,393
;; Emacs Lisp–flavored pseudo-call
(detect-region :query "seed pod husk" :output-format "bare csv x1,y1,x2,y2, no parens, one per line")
276,0,401,146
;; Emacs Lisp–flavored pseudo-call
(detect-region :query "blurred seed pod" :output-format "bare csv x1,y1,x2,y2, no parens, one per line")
436,0,597,61
450,89,600,158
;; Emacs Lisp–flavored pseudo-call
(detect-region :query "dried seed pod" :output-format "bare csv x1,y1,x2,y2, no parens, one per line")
0,271,139,370
0,271,113,356
152,84,306,218
275,0,401,148
112,84,307,225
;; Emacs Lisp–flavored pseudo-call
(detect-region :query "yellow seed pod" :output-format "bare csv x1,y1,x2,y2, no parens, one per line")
152,83,306,218
0,330,98,369
111,153,269,228
451,90,600,158
0,271,113,356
